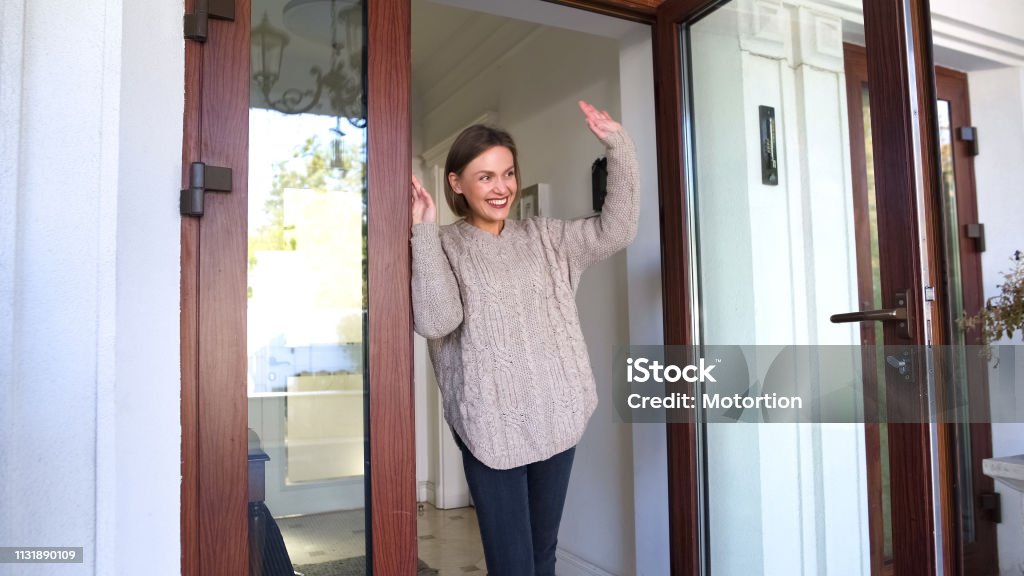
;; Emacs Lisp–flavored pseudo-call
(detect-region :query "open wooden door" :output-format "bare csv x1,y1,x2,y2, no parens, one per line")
654,0,945,574
180,0,415,573
846,43,999,574
933,66,998,576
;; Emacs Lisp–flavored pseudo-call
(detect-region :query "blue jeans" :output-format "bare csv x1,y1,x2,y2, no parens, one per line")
453,432,576,576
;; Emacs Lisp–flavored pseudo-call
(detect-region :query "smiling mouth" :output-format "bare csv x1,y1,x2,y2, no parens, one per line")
486,197,510,208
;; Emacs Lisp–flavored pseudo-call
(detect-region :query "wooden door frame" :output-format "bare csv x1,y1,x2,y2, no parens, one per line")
934,66,998,576
366,0,417,573
181,0,949,574
846,42,999,575
180,1,659,575
180,0,250,572
180,0,416,574
180,0,201,572
651,2,702,575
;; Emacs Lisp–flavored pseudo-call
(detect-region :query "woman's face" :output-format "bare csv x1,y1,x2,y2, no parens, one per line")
450,145,517,232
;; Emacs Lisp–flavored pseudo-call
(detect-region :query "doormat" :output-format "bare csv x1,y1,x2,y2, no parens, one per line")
293,557,438,576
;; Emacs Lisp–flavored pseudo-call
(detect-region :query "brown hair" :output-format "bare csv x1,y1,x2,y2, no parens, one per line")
444,124,521,218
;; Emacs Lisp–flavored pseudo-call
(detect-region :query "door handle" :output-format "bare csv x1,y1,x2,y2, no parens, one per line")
830,307,906,322
830,290,913,339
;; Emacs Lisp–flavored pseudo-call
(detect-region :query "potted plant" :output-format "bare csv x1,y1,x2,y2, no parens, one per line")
960,251,1024,357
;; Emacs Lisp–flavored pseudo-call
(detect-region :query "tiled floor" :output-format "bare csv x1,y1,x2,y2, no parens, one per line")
277,509,368,565
416,503,487,576
276,503,486,575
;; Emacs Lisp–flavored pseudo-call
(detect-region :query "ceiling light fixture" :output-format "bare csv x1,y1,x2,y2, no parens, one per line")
251,0,365,128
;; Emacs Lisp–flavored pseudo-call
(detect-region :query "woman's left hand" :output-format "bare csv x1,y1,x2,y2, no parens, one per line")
579,100,622,141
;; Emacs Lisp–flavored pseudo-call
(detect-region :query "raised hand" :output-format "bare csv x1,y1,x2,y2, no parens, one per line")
411,175,437,226
579,100,622,141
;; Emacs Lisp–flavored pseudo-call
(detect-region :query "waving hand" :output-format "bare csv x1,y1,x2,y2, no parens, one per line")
579,100,622,141
411,175,436,226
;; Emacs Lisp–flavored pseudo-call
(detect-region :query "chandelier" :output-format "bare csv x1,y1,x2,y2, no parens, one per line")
251,0,366,128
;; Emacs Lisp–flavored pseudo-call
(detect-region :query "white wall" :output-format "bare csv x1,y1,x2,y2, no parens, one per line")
933,0,1024,40
619,28,670,576
970,65,1024,576
414,19,642,576
0,0,183,574
931,0,1024,69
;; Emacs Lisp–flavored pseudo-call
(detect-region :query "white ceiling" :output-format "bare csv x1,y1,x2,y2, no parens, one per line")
425,0,646,40
411,0,646,118
413,2,544,117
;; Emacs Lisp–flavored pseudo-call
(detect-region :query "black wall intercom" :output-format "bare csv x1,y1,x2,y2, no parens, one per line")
592,156,608,212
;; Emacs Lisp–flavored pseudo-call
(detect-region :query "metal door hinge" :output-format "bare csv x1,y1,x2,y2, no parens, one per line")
958,126,979,156
966,223,986,252
184,0,235,42
981,492,1001,523
180,162,232,217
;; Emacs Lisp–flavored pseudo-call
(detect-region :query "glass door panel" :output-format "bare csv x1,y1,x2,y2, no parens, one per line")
856,82,894,567
246,0,368,573
936,97,975,545
846,58,895,569
684,1,887,572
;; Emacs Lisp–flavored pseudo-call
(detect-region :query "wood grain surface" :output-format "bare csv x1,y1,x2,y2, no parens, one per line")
368,0,418,574
549,0,661,22
180,0,202,572
197,0,251,573
863,0,936,573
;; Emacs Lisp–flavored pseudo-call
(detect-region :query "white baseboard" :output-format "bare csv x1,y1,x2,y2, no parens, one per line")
417,481,435,505
555,548,619,576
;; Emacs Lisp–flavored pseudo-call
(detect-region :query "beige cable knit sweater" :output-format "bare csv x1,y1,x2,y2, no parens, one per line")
411,128,639,469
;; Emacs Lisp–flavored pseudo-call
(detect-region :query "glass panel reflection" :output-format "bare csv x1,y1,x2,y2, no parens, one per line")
247,0,368,574
686,1,880,573
861,84,893,563
938,98,976,542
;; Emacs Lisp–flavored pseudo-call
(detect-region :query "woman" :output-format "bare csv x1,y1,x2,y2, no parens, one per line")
410,100,639,576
